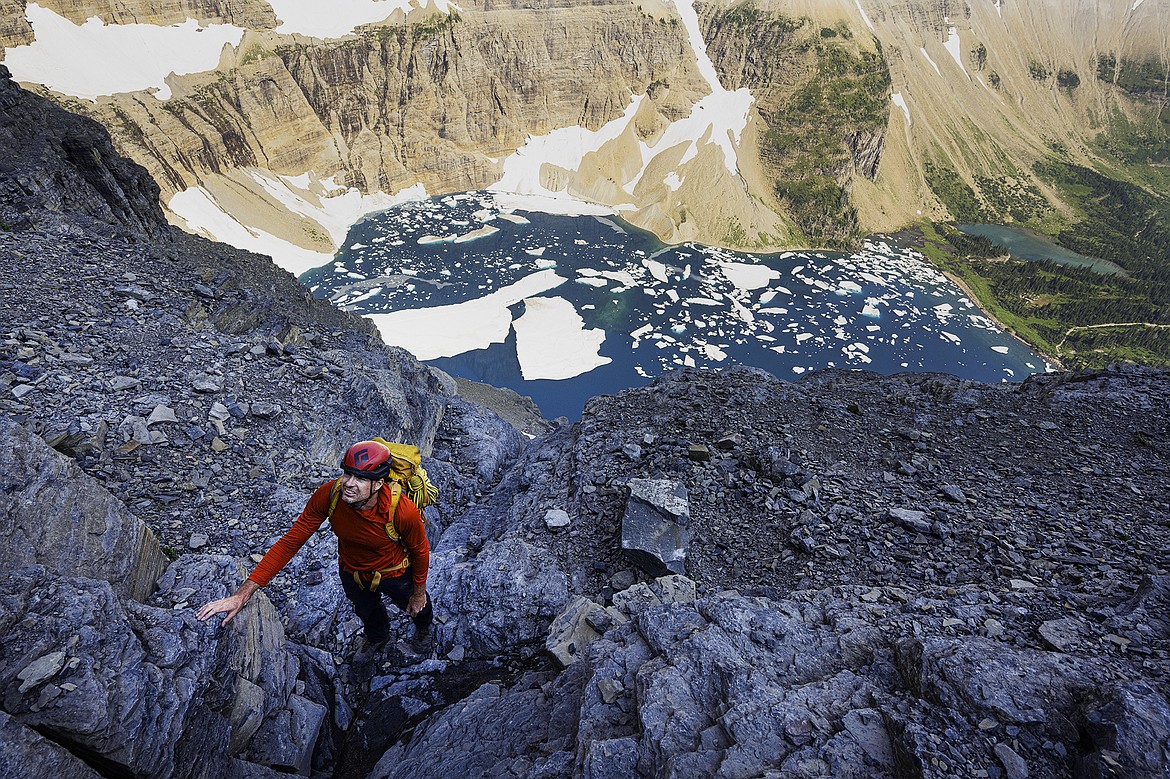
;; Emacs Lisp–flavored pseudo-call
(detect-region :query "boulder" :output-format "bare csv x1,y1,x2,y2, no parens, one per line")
0,417,168,601
0,710,103,779
546,596,629,668
621,479,690,577
430,537,569,660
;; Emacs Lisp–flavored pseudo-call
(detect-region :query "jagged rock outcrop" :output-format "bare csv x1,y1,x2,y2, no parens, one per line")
0,709,103,779
375,572,1170,778
0,556,343,778
0,416,168,601
0,60,529,777
0,63,163,232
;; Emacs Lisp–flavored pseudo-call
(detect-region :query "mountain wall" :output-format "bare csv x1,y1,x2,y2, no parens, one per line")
3,0,1165,257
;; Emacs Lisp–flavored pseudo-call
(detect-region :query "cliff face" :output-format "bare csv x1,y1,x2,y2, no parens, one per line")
4,0,1166,254
0,63,163,232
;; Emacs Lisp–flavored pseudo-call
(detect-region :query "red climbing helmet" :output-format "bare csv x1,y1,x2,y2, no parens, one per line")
341,440,392,480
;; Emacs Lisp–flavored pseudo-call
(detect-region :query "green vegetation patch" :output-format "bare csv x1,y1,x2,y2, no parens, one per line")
1096,54,1170,97
923,162,988,223
974,175,1051,223
916,155,1170,369
704,1,891,248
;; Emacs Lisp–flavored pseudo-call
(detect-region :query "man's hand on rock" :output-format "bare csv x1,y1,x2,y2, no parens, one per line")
197,580,259,625
407,587,428,616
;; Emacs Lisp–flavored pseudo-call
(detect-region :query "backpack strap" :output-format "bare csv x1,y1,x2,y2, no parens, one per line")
326,477,343,521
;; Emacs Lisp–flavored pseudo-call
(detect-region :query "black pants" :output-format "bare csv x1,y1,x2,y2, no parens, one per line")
339,564,433,643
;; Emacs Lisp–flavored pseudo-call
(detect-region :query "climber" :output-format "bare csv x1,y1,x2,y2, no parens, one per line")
197,440,433,649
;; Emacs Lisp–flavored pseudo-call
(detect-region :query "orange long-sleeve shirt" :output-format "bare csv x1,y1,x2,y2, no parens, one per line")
248,480,430,588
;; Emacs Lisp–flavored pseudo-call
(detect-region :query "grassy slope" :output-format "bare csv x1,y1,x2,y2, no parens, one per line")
913,51,1170,370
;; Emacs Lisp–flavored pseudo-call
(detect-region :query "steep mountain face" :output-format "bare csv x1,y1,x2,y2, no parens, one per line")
0,62,163,232
1,64,1168,778
3,0,1165,259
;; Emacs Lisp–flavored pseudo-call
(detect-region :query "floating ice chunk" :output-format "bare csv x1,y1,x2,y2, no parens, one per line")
600,270,636,286
718,261,780,291
577,277,608,287
795,333,813,343
991,345,1010,354
534,259,557,269
644,259,670,283
454,225,499,243
350,242,368,250
513,296,610,380
793,366,806,374
347,286,383,305
418,235,450,245
367,270,566,360
630,324,653,339
498,212,530,224
862,303,881,317
702,343,728,361
526,247,546,256
837,280,863,293
575,239,588,245
940,331,962,345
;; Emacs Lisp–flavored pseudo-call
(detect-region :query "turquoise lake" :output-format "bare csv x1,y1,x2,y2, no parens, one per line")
303,192,1047,419
957,224,1126,275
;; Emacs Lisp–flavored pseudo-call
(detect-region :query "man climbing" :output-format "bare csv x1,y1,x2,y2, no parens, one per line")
198,440,433,649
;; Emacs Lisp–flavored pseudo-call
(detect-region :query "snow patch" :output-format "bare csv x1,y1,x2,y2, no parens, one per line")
919,47,943,78
891,92,911,124
5,4,245,101
266,0,461,39
943,23,969,78
854,0,876,32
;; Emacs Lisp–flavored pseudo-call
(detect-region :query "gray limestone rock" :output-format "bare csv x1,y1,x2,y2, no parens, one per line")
431,537,570,660
888,507,932,534
0,710,103,779
621,479,690,577
544,508,571,529
0,417,167,601
546,596,629,667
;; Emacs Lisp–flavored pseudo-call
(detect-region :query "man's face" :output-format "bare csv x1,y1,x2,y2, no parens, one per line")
341,472,382,506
